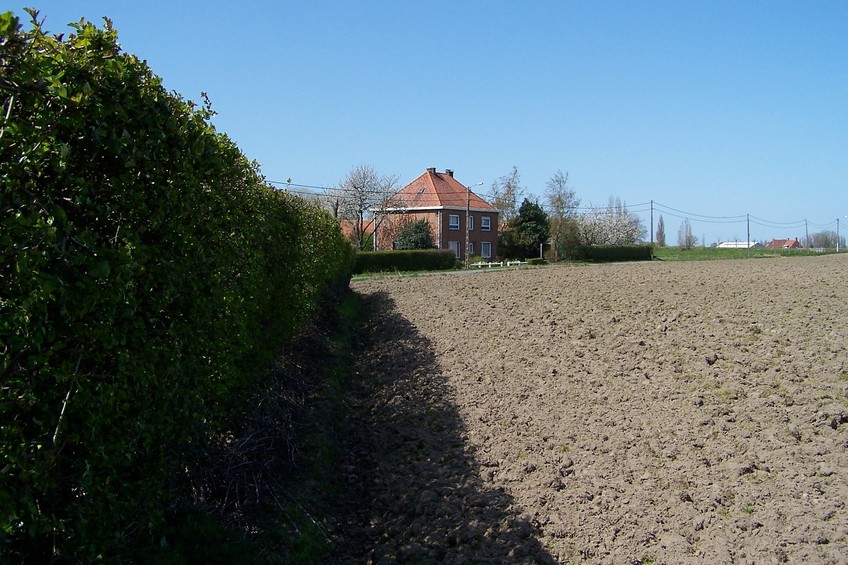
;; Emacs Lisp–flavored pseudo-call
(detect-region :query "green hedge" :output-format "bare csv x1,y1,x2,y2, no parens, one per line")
568,244,654,262
0,11,351,560
353,249,457,273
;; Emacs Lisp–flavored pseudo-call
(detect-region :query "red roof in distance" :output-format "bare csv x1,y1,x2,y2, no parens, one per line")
386,168,496,212
765,238,802,249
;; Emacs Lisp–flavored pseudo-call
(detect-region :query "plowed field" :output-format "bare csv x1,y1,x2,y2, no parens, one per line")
340,255,848,564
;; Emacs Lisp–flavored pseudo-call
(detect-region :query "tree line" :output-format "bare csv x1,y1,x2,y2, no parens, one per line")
319,163,845,256
655,214,846,249
318,164,647,260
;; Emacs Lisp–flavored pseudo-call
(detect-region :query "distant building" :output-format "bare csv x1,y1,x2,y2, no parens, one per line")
765,238,802,249
717,241,763,249
373,168,499,260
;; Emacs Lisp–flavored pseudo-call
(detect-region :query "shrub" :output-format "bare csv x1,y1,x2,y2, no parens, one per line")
353,249,456,273
527,257,548,265
567,245,653,262
394,219,435,250
0,11,351,560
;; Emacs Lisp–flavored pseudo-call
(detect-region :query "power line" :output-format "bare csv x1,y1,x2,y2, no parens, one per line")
657,209,747,225
749,217,807,229
654,201,747,220
269,179,407,197
749,214,807,227
271,179,842,235
808,219,838,229
267,179,331,191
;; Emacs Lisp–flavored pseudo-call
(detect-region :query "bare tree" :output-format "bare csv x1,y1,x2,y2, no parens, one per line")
808,230,845,249
287,181,334,216
490,166,524,224
544,170,581,260
331,164,399,250
677,218,697,249
317,186,344,219
655,215,666,247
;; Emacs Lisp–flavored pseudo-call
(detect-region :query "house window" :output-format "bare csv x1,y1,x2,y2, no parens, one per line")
481,241,492,259
468,215,474,231
481,216,491,231
467,241,474,255
448,214,460,230
448,241,461,258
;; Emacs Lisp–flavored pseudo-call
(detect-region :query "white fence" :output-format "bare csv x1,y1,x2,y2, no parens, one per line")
470,260,528,268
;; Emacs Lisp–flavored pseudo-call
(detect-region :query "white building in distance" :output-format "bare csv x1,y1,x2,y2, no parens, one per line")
716,241,763,249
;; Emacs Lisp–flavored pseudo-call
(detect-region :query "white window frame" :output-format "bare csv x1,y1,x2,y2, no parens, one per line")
448,214,460,230
481,241,492,259
468,215,474,231
481,216,491,231
448,241,461,258
467,241,474,255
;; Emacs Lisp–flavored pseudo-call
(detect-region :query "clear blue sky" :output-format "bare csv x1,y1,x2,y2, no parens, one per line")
15,1,848,244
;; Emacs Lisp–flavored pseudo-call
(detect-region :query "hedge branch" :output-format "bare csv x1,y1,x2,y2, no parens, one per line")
52,353,81,447
0,93,13,141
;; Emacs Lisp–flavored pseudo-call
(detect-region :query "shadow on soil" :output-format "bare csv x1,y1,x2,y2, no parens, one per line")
331,291,555,564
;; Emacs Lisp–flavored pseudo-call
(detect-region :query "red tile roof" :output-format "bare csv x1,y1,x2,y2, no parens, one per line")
385,168,496,212
765,238,802,249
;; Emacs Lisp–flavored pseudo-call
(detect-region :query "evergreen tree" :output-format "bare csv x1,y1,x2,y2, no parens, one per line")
499,198,550,258
394,219,434,250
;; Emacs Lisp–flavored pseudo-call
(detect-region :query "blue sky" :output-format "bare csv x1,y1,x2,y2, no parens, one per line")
15,1,848,244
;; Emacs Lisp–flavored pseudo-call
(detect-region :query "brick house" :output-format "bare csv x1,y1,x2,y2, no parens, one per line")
373,168,498,260
338,218,375,248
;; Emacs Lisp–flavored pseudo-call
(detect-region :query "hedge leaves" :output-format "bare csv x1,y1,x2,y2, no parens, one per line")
0,10,352,560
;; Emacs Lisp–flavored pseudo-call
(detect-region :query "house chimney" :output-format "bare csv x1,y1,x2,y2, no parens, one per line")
426,167,436,174
445,169,454,177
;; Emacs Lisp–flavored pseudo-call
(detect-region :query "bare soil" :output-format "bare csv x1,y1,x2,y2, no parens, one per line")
337,255,848,564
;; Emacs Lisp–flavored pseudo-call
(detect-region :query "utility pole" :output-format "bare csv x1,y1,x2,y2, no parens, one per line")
747,213,750,258
650,200,654,246
465,181,484,269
